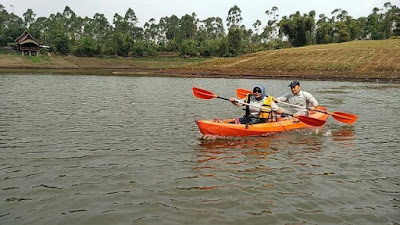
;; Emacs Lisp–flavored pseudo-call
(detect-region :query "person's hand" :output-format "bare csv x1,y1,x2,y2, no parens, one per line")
274,98,278,103
229,97,236,102
293,113,300,122
276,108,282,114
309,106,316,111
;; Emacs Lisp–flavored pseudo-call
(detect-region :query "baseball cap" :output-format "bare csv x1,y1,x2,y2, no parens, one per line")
288,80,300,87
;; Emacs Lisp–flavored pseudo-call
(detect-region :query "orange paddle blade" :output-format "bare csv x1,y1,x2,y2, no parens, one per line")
192,87,218,100
236,88,252,98
330,111,358,124
296,115,327,127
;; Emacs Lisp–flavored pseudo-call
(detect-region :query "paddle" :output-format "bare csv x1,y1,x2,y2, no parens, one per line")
236,88,358,124
236,88,253,99
193,87,326,127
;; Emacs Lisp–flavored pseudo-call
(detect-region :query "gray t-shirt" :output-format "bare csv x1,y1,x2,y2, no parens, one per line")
275,90,318,115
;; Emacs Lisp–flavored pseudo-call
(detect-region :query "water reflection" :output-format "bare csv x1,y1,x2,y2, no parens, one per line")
195,130,327,172
328,125,356,150
199,137,274,150
331,125,355,141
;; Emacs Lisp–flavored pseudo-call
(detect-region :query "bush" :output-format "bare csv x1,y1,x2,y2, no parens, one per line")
179,39,198,57
73,37,101,57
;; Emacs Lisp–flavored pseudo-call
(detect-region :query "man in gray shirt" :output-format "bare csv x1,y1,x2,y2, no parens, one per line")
274,80,318,116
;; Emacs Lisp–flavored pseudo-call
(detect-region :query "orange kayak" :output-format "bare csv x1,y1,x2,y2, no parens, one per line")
196,106,329,137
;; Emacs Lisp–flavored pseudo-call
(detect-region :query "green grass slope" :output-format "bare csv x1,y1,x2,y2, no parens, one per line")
174,39,400,81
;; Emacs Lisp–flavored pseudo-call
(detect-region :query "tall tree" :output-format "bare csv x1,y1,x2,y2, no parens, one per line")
227,27,243,56
279,11,315,47
159,15,180,41
178,13,197,39
226,5,242,29
315,14,334,44
144,18,160,41
262,6,280,43
366,7,385,39
199,17,224,39
23,8,36,28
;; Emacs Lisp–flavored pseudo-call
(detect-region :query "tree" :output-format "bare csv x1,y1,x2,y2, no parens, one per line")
124,8,137,26
144,18,160,41
159,15,180,40
336,21,350,42
3,12,25,46
53,32,70,54
251,19,262,43
262,6,280,43
23,8,36,28
73,36,101,56
179,13,197,40
113,32,133,56
180,39,197,56
226,5,242,29
199,17,225,39
382,2,400,38
279,11,315,47
88,13,110,40
315,14,334,44
366,8,384,39
29,17,48,42
346,17,362,40
227,27,243,56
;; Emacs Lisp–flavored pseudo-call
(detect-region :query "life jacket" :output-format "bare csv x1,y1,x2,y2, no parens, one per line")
245,94,274,119
260,96,274,119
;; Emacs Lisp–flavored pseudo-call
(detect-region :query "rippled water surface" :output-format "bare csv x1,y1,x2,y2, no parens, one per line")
1,75,399,225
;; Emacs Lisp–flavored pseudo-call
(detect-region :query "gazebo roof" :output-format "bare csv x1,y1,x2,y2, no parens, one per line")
15,30,40,45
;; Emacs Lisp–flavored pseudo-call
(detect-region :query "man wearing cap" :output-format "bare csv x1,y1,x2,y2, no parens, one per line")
274,80,318,117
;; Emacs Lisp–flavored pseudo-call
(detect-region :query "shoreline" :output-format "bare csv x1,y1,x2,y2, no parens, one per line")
1,67,398,83
1,39,399,83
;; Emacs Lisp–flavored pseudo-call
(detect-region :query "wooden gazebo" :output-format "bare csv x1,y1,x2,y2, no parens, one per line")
14,30,40,56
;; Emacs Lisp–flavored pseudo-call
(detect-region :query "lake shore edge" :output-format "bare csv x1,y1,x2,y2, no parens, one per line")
1,39,399,83
1,67,398,83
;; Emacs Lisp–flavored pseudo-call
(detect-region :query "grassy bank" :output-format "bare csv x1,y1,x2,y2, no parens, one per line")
0,54,206,75
1,39,399,82
167,39,400,82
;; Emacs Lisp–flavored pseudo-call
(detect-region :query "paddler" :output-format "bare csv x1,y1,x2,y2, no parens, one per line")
229,85,281,124
274,80,318,117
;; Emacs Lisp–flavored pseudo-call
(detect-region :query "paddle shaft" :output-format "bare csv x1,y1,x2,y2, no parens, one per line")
221,97,272,112
276,100,356,122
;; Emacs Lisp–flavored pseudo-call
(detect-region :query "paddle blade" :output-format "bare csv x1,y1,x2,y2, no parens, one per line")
331,111,358,124
236,88,252,98
192,87,217,100
297,115,327,127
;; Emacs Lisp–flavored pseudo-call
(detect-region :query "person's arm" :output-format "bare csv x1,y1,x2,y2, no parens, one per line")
270,101,279,112
229,97,244,107
274,94,288,103
304,92,318,110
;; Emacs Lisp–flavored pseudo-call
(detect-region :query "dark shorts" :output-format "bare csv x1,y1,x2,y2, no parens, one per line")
238,117,265,124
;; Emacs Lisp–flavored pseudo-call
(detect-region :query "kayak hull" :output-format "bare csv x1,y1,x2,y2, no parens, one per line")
196,106,329,137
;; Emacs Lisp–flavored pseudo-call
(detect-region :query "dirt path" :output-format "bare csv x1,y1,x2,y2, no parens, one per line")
220,57,257,68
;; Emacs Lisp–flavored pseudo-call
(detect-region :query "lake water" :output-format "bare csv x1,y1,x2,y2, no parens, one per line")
0,74,399,225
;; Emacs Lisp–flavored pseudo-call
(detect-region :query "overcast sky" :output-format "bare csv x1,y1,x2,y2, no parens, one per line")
2,0,398,28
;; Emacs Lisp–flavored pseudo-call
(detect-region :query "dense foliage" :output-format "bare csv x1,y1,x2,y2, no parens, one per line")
0,3,399,57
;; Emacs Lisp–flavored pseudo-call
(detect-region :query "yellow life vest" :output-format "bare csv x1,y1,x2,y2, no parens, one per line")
245,94,274,119
260,96,274,119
